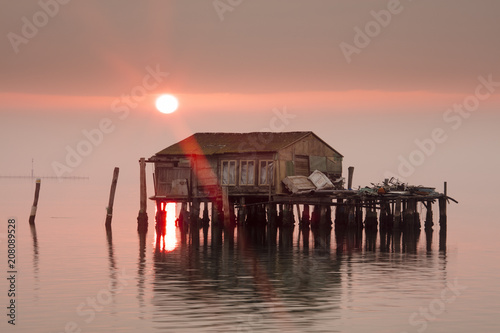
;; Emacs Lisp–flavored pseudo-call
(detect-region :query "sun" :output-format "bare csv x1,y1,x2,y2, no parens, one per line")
155,94,179,114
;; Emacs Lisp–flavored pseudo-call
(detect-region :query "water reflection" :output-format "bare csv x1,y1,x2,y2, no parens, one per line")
137,231,147,317
30,224,39,301
154,202,178,252
105,228,118,314
148,219,448,332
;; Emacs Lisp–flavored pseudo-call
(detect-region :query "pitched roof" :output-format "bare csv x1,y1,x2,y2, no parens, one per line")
155,132,343,157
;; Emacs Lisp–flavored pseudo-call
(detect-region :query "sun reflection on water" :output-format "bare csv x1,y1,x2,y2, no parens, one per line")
154,202,178,252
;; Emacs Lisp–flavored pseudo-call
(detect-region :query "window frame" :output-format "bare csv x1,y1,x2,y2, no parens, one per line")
239,160,256,186
220,160,237,186
258,160,274,186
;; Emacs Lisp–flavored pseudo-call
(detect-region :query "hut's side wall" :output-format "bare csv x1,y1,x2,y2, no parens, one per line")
154,157,191,197
275,133,343,193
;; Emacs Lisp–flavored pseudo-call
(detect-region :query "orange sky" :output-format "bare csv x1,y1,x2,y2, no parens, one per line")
1,1,499,185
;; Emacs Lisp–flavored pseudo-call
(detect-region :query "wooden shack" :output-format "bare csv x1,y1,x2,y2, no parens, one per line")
147,131,343,202
138,132,452,234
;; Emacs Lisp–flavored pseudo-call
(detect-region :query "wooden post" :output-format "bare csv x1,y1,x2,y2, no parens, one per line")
268,203,277,226
282,204,291,226
202,202,210,225
29,178,41,225
191,199,200,226
379,198,388,230
425,200,434,230
394,198,402,229
222,186,230,227
439,196,447,228
440,181,448,228
211,200,217,226
301,204,310,226
295,204,302,225
355,199,363,228
105,167,119,229
348,200,356,228
238,197,246,224
137,158,148,232
347,166,354,190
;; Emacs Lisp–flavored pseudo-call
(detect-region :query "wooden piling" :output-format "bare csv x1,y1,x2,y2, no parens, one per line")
211,200,219,226
439,197,447,228
347,166,354,190
347,200,355,227
155,201,166,237
256,204,267,225
425,200,434,230
105,167,119,229
238,197,246,224
191,199,200,226
29,178,41,225
355,199,363,228
379,198,388,230
202,202,210,225
394,198,402,229
282,204,294,227
137,158,148,232
301,204,310,226
311,204,320,227
295,204,302,225
268,203,277,226
403,199,414,229
364,200,378,231
222,186,230,227
440,181,448,228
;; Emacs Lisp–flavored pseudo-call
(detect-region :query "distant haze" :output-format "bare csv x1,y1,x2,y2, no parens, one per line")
0,0,498,202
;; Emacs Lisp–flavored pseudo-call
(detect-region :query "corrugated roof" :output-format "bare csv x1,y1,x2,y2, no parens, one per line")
156,132,328,156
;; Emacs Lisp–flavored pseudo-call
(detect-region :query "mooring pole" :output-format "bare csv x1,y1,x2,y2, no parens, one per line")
29,178,41,225
105,167,120,229
137,158,148,232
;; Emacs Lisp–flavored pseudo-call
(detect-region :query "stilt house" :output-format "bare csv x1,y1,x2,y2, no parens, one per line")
147,132,343,203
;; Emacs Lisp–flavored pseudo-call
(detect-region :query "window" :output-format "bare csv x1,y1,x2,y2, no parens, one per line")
240,160,255,185
221,160,236,185
259,160,274,186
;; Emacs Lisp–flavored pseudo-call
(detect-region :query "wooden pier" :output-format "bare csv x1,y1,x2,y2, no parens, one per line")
138,132,456,235
146,186,453,233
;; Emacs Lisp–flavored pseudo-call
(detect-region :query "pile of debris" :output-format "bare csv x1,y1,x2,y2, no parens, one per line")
358,178,439,197
282,170,344,194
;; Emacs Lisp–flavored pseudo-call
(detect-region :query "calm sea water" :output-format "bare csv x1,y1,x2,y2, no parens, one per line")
1,178,499,333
